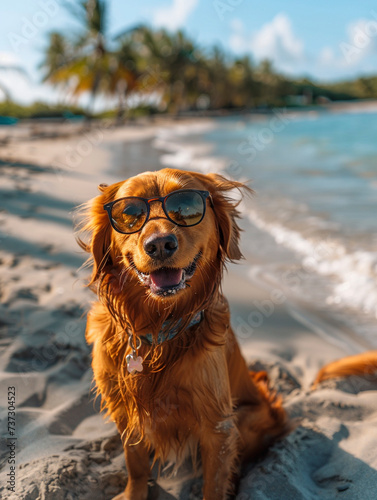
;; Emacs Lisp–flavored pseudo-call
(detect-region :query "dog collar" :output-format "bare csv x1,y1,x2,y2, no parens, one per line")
126,311,204,373
142,310,204,345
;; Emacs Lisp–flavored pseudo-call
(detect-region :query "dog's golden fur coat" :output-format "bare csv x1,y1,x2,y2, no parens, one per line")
78,168,377,500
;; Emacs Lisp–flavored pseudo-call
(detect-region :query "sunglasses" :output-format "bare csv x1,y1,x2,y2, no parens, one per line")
104,189,212,234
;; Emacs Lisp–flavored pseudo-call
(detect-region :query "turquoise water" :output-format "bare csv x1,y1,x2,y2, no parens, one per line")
155,109,377,346
205,110,377,238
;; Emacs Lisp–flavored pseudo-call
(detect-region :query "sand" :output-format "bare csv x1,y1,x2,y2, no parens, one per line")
0,120,376,500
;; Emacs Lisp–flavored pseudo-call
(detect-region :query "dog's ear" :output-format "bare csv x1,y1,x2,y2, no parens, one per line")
98,183,108,193
201,173,252,262
76,182,122,286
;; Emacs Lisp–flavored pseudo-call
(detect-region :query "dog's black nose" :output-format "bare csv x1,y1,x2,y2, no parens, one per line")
143,234,178,260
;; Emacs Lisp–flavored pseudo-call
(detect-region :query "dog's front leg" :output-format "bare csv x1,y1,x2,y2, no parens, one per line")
113,435,150,500
200,419,239,500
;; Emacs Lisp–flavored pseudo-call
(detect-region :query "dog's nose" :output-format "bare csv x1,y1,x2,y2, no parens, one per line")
143,234,178,260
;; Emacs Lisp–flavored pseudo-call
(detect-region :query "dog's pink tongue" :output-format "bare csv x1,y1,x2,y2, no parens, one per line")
150,268,183,288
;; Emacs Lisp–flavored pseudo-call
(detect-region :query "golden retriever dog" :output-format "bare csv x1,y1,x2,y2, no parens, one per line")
77,168,377,500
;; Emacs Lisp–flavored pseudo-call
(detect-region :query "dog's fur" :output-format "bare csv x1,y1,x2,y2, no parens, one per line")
312,351,377,389
77,168,377,500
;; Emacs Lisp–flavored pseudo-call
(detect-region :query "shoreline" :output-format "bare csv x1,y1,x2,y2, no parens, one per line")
2,96,377,144
0,122,376,499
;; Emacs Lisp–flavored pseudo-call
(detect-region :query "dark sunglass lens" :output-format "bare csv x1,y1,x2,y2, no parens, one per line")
111,198,147,233
166,191,204,226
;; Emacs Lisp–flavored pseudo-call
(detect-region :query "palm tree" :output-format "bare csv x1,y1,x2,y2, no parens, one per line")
111,29,166,117
253,59,284,107
228,56,261,108
39,32,72,97
39,3,296,116
204,46,231,109
130,26,203,114
41,0,138,114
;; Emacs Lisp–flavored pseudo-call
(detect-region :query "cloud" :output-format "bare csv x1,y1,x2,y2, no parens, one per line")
0,52,20,67
230,14,304,71
318,47,335,66
314,18,377,79
229,18,246,53
228,13,377,81
0,51,59,104
339,18,377,65
252,13,304,63
153,0,199,31
0,70,59,104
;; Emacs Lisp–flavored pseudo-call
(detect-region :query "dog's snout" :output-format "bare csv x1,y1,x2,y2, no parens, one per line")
143,234,178,260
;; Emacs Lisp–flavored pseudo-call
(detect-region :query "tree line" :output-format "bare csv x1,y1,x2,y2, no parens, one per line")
3,0,377,119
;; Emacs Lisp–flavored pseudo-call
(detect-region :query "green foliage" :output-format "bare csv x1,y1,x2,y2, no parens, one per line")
93,104,158,120
8,0,377,117
326,76,377,99
0,101,88,119
40,0,140,114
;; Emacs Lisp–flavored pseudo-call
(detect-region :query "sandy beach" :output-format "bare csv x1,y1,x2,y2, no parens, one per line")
0,119,376,500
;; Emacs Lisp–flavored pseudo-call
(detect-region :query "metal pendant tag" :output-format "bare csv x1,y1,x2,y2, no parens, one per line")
126,354,144,374
127,333,143,374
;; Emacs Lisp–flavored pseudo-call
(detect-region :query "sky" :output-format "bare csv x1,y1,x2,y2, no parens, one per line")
1,0,377,105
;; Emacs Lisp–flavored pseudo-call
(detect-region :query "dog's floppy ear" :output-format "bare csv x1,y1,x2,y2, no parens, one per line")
97,183,108,193
76,182,122,286
202,173,252,262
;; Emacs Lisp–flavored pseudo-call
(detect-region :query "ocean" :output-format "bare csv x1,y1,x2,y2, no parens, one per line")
153,108,377,349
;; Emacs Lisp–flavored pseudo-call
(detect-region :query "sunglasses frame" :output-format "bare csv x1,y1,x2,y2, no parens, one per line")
103,189,212,235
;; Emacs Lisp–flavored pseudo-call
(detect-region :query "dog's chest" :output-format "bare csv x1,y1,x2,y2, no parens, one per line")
143,388,201,464
144,387,196,435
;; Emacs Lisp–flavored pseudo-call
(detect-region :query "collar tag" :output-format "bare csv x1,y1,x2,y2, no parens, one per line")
126,333,144,374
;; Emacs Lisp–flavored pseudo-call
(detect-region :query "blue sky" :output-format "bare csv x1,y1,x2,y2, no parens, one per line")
1,0,377,105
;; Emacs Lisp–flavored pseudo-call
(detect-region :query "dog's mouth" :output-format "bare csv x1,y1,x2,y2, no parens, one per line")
132,253,201,297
